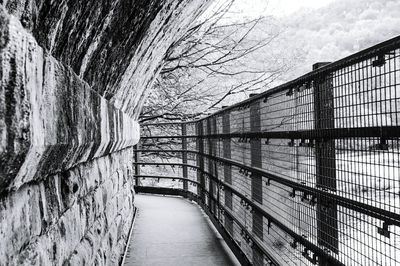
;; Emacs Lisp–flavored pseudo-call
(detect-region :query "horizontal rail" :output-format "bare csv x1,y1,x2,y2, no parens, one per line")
140,121,197,126
135,149,188,153
198,153,400,227
204,35,400,118
134,159,400,227
135,175,200,186
140,126,400,140
135,162,190,167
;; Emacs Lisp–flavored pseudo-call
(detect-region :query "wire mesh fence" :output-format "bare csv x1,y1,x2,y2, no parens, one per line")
134,36,400,266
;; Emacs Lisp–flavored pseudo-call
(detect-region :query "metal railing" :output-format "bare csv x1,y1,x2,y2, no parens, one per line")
134,35,400,266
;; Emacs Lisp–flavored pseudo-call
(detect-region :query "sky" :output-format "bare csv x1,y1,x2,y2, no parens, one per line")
231,0,335,17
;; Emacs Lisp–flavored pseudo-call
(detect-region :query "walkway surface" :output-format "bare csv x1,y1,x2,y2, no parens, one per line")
124,194,240,266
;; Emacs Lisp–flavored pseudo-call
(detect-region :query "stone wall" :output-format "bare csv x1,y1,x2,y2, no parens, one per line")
0,148,135,265
0,0,210,264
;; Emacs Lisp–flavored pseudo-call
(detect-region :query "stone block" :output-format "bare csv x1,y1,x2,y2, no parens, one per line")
0,9,140,193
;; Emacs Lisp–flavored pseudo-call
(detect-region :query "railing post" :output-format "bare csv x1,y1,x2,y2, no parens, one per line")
313,62,339,260
213,117,218,216
196,121,205,203
181,123,188,191
134,144,140,186
250,100,263,265
223,112,233,235
207,117,218,215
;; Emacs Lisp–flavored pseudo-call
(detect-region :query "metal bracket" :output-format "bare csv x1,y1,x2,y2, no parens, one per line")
267,219,272,234
301,193,317,206
302,249,318,265
240,199,245,206
377,222,391,238
239,168,250,176
238,137,250,143
299,139,314,148
370,138,389,151
372,54,386,67
288,139,295,147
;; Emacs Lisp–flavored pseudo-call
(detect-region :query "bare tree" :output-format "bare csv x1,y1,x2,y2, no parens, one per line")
140,0,290,123
138,1,295,185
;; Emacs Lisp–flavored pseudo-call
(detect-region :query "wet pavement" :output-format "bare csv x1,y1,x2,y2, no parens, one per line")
124,194,240,266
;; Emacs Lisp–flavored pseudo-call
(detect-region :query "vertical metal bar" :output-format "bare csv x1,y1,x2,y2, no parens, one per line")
223,112,233,234
313,62,339,259
207,118,212,212
207,117,217,215
196,121,205,202
250,100,263,264
134,144,141,186
181,123,188,191
212,117,219,218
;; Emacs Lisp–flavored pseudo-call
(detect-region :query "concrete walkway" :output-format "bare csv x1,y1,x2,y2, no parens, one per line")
124,194,240,266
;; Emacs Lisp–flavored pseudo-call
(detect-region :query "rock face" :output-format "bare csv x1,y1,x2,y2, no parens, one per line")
0,0,210,264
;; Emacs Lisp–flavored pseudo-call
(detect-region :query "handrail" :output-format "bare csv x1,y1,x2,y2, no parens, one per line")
141,126,400,139
141,35,400,125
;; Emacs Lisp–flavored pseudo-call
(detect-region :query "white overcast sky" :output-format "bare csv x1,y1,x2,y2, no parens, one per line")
231,0,334,17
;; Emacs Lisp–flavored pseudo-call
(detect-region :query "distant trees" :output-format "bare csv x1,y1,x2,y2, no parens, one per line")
139,0,290,123
276,0,400,81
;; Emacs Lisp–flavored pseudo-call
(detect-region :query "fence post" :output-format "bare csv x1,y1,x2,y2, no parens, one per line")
134,144,140,186
250,100,263,265
196,121,205,203
223,112,234,235
212,117,218,216
204,117,217,215
181,123,188,191
313,62,339,261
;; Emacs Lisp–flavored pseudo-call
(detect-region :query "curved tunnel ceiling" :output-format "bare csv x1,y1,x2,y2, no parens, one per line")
4,0,211,117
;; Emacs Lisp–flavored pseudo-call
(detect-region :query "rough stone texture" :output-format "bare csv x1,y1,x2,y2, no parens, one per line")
0,148,135,265
0,0,210,265
0,10,140,192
